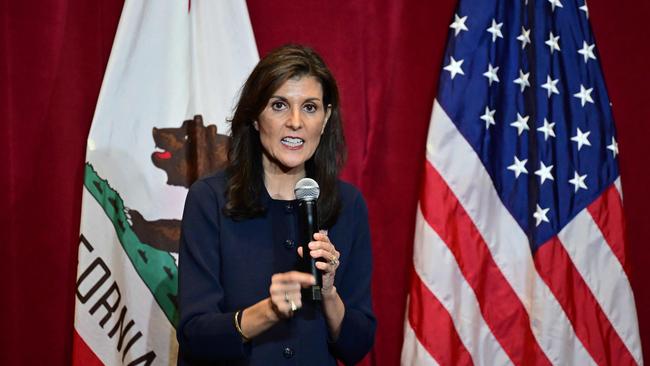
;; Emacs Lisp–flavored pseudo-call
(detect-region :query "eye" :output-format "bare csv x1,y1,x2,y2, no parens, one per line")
271,101,287,111
303,103,318,113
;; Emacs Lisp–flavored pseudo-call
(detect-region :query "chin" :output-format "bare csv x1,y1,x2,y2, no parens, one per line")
278,160,307,172
264,147,315,173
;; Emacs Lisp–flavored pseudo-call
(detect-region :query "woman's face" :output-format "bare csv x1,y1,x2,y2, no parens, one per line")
256,75,331,176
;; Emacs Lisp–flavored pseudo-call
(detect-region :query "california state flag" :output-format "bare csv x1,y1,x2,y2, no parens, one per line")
73,1,258,364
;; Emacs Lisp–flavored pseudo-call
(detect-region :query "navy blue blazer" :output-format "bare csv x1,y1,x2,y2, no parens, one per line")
177,172,375,365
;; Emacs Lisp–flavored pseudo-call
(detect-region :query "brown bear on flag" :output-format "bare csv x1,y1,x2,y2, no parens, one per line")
128,115,229,253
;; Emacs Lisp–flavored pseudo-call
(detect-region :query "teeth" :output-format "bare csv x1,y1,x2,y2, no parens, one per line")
281,137,304,147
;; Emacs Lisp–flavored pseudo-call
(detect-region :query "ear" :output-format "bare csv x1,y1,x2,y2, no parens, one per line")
253,120,259,131
322,105,332,135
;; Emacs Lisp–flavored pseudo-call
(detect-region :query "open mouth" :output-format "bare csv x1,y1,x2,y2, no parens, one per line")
281,137,304,148
153,147,172,160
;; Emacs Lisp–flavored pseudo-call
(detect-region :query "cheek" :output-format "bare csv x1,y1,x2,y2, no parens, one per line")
308,135,324,154
260,132,276,153
310,124,326,144
257,120,278,143
256,129,274,156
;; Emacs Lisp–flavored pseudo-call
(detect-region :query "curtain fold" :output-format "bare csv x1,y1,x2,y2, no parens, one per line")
0,2,124,365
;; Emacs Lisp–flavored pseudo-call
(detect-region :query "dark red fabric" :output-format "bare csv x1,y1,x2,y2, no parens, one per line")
0,1,123,365
591,3,650,365
1,0,648,365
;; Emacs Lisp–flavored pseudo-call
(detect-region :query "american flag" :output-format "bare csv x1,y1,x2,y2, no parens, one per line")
401,0,643,365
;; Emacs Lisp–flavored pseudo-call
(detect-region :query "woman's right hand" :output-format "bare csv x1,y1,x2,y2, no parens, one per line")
269,271,316,318
240,271,316,340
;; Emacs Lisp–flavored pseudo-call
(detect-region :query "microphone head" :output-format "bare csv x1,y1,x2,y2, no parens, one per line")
294,178,320,201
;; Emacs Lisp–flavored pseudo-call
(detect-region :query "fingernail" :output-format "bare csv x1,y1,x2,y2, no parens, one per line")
309,242,316,249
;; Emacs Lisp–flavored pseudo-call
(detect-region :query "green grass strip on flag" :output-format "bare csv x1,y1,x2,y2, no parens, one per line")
83,162,179,327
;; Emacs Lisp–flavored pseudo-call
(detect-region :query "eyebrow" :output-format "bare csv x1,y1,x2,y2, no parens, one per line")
270,95,323,103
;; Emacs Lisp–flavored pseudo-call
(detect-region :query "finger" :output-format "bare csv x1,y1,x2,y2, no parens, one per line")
293,298,303,310
269,281,301,292
269,284,300,300
270,295,293,317
270,289,303,316
283,292,303,308
308,240,334,252
297,247,304,258
313,232,331,243
271,279,310,292
282,271,316,286
310,248,340,263
315,261,337,272
271,286,302,301
272,271,316,285
309,248,333,260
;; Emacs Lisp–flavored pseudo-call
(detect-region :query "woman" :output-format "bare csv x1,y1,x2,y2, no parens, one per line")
177,44,375,365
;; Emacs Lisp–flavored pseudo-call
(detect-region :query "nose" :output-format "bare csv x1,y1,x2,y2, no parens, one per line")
286,107,302,130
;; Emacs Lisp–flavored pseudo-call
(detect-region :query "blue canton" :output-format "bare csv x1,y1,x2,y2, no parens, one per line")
436,0,620,250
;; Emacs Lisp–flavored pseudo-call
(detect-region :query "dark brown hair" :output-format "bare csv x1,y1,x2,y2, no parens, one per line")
224,44,346,228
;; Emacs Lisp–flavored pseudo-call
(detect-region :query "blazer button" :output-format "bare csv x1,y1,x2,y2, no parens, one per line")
284,239,295,249
285,203,293,213
282,346,295,359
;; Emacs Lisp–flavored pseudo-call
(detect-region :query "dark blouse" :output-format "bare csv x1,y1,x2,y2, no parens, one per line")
177,172,375,365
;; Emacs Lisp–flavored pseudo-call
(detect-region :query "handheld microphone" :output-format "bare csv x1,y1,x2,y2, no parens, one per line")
294,178,322,301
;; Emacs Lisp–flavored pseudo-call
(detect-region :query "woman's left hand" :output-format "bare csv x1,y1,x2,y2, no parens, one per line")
297,230,340,295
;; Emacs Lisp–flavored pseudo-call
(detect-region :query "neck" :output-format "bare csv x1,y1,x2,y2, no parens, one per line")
263,159,305,200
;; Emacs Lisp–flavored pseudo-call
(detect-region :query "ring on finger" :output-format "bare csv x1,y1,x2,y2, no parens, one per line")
284,291,290,303
329,255,340,266
290,300,298,312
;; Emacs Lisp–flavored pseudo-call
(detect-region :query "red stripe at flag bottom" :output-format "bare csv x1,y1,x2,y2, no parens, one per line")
534,232,637,365
419,161,552,366
408,265,474,366
72,329,104,366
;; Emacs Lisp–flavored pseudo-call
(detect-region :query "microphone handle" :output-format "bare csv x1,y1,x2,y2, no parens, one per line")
298,199,322,301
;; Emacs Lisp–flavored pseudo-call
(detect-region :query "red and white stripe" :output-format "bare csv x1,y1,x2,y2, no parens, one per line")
401,100,643,366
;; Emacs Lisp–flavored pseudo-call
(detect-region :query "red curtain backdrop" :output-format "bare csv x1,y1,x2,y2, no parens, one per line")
2,1,648,365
